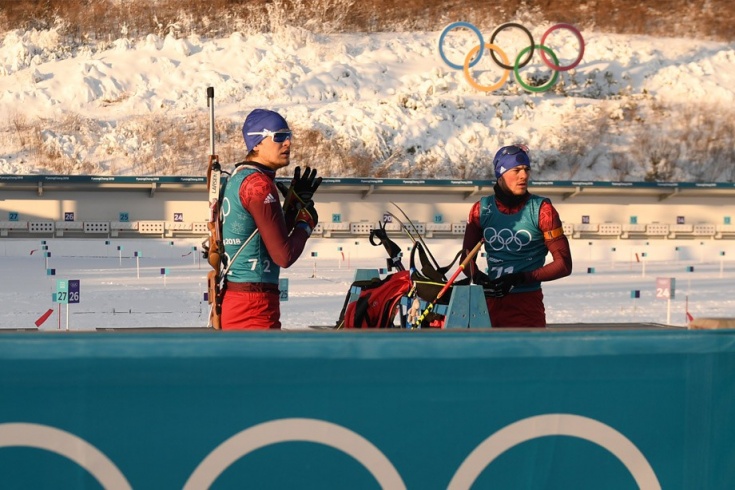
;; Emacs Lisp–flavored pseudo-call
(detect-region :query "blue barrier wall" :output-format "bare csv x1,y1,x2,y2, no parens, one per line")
1,330,734,489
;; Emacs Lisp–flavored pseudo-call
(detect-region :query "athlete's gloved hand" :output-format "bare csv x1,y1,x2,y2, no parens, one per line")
291,166,322,202
482,272,526,298
279,166,322,213
276,180,290,200
472,270,491,285
294,200,319,236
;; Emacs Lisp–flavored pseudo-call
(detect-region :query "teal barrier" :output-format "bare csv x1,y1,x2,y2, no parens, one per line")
1,330,734,488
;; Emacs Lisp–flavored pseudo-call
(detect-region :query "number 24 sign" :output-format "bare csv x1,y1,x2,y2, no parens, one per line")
655,277,675,300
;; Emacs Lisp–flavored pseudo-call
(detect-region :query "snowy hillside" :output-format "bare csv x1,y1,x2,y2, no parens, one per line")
1,22,734,181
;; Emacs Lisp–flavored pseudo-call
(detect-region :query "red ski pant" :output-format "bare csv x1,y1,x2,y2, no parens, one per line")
221,290,281,330
486,289,546,328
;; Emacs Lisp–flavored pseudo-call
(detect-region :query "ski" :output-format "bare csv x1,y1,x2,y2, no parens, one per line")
383,210,419,244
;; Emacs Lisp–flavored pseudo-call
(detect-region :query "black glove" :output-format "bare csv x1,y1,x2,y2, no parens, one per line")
305,201,318,227
483,272,525,298
472,270,491,285
280,166,322,214
292,166,322,201
294,200,318,236
276,180,290,200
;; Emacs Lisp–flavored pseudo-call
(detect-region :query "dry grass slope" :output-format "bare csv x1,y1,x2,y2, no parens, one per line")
1,0,733,40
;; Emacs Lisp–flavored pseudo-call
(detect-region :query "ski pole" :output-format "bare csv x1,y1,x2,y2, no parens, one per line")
413,239,484,329
384,211,418,245
390,202,444,280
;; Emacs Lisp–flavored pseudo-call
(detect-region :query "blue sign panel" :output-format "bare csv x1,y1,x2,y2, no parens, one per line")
68,280,80,303
0,331,734,488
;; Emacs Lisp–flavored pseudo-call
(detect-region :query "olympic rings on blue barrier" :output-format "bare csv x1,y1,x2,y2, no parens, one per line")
438,21,584,92
2,416,662,488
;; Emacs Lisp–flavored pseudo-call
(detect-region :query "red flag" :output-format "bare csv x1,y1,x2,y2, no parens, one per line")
34,308,54,327
686,311,694,323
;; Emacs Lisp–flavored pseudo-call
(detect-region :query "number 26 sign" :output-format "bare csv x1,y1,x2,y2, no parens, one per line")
56,280,80,304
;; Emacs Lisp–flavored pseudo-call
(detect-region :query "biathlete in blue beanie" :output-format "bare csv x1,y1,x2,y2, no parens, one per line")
461,144,572,328
220,109,322,329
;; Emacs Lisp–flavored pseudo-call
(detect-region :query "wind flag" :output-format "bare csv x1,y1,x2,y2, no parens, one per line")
34,308,54,327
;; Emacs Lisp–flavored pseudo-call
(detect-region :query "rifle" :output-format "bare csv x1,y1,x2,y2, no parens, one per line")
204,86,224,329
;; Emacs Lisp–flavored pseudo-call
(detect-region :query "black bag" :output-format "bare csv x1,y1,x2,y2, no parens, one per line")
409,241,471,305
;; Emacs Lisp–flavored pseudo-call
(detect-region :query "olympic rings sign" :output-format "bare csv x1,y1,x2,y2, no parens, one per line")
438,21,585,92
0,415,661,488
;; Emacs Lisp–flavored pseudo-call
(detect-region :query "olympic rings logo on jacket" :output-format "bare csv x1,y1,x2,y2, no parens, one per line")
484,227,533,252
437,22,585,93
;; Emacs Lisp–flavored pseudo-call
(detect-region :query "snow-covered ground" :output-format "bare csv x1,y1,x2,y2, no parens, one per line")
2,21,734,330
1,23,734,181
2,237,733,330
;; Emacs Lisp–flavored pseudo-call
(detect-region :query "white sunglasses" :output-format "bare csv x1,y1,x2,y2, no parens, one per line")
246,129,292,143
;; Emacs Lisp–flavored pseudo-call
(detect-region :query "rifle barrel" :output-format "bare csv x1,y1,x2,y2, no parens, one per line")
207,87,215,156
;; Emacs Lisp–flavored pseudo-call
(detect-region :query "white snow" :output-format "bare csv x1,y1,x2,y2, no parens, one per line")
1,24,734,180
2,237,733,330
